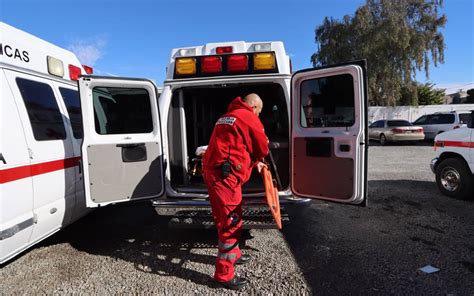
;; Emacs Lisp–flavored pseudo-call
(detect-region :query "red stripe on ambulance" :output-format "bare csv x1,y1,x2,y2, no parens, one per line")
0,156,81,184
442,141,474,148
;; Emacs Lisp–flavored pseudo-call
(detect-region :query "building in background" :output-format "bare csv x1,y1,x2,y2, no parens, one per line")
439,83,474,104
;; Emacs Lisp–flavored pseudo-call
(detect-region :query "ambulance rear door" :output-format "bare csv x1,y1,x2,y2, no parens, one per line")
78,76,165,207
290,62,368,205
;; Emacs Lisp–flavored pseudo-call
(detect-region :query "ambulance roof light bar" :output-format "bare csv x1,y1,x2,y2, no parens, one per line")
174,51,277,79
168,41,290,79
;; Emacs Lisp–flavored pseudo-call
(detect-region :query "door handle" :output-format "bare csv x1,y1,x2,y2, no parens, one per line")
116,143,145,148
339,144,350,152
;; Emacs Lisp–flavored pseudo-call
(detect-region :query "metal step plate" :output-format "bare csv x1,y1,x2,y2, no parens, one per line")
168,208,289,229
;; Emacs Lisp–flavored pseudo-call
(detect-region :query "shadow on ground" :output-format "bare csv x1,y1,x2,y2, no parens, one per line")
39,202,233,288
29,179,473,294
282,179,474,295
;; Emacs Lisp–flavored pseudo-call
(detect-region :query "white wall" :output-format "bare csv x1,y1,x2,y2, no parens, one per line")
368,104,474,122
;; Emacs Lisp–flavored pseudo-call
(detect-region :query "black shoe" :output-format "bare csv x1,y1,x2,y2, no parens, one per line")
235,254,251,265
218,276,248,290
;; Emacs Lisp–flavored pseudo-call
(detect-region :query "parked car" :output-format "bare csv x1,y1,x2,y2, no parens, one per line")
430,111,474,200
369,119,425,145
413,111,471,140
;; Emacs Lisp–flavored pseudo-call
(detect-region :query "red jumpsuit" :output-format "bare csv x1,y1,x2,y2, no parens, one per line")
203,96,269,282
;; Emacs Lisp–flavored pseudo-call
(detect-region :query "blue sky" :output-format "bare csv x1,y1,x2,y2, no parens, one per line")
1,0,473,93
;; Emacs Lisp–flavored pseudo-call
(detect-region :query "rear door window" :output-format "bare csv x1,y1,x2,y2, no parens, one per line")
93,87,153,134
300,74,355,127
16,78,66,141
59,88,82,138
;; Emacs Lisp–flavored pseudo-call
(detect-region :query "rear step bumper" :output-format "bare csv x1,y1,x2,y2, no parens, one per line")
168,208,289,229
152,195,310,208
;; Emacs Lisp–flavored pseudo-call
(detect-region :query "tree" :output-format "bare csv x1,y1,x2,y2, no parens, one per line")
416,82,445,105
399,81,444,105
466,89,474,103
311,0,446,106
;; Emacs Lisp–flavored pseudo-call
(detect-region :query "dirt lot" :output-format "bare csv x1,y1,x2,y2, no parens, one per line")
1,145,473,295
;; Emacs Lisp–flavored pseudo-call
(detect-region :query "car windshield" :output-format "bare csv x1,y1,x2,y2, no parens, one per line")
387,120,412,127
413,115,427,124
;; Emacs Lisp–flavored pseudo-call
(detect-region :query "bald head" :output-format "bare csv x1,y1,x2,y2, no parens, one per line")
243,93,263,116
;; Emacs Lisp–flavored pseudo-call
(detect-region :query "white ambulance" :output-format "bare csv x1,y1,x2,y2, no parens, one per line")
431,112,474,199
0,22,92,264
78,42,369,221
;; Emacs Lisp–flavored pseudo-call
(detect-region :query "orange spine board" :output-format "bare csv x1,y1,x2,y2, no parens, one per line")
261,167,282,229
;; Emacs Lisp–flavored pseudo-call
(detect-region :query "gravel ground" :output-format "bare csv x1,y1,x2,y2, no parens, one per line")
1,144,473,295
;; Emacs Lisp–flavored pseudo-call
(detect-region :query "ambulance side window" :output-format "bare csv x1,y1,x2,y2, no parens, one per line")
300,74,355,128
59,88,82,139
16,78,67,141
92,87,153,134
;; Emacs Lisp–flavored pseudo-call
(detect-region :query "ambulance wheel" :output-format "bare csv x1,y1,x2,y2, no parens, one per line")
435,158,474,200
379,134,387,146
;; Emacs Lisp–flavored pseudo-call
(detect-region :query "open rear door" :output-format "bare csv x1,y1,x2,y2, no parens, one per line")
78,76,164,207
291,62,368,205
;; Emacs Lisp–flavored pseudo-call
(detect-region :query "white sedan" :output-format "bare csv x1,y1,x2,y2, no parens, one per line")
369,120,425,145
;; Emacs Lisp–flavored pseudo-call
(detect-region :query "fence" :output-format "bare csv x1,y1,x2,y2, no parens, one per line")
368,104,474,122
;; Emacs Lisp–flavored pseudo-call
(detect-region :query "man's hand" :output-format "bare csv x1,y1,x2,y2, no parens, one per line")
256,161,267,173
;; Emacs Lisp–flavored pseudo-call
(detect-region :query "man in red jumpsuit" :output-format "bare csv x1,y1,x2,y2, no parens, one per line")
202,93,269,290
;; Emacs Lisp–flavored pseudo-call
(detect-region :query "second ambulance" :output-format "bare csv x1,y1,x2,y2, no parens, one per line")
431,112,474,200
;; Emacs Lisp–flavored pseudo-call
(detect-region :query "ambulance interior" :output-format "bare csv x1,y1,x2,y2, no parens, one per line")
168,83,289,194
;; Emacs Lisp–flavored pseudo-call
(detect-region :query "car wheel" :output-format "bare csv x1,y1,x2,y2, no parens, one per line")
435,158,474,200
379,134,387,146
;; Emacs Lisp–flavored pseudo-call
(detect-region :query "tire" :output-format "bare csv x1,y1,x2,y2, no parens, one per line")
379,134,387,146
435,158,474,200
